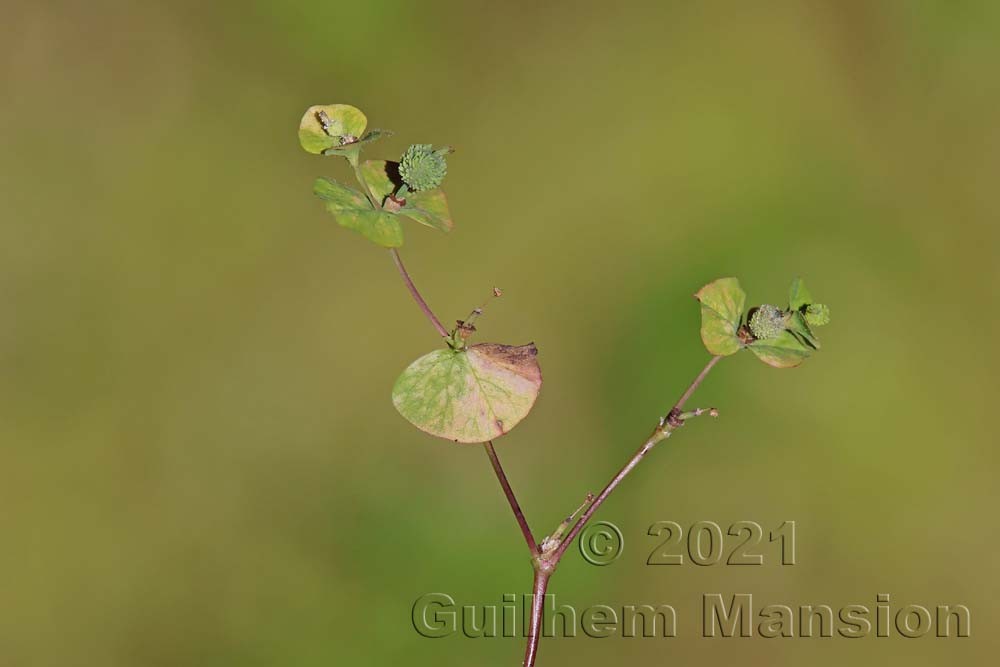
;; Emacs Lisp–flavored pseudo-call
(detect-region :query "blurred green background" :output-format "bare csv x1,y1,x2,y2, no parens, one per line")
2,0,998,665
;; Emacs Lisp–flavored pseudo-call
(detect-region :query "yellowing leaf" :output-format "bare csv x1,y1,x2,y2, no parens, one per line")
392,343,542,443
298,104,368,154
694,277,746,356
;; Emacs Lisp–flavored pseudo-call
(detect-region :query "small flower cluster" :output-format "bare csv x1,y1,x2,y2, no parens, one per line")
399,144,452,192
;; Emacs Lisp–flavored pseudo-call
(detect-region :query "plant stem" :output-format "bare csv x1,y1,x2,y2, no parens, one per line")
523,571,550,667
350,153,449,339
338,125,733,667
484,441,540,555
370,146,723,663
389,249,450,338
674,354,723,416
551,354,722,563
519,354,723,667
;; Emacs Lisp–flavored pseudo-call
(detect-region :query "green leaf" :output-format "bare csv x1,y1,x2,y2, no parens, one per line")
321,129,393,156
298,104,368,154
313,177,369,211
400,193,453,233
786,278,825,348
786,311,820,350
788,277,814,311
392,343,542,443
694,277,746,356
361,160,453,233
748,330,812,368
334,210,404,247
313,178,403,247
359,128,393,145
359,159,397,200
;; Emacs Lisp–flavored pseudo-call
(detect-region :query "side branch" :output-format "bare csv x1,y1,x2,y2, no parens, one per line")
551,354,722,562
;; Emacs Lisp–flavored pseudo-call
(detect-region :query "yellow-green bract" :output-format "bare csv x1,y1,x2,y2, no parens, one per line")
298,104,368,154
694,277,746,356
392,343,542,443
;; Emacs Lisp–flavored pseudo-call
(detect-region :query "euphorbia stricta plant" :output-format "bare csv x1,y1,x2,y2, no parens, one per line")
297,103,830,666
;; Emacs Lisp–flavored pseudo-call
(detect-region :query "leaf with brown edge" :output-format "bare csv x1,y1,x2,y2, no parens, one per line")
392,343,542,443
694,277,746,356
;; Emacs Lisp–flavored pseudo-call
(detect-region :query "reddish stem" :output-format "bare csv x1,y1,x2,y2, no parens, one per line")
384,237,724,667
484,441,540,555
389,249,449,338
523,571,550,667
552,354,722,562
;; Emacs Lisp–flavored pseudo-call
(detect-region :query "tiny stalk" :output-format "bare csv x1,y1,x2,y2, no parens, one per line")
297,103,830,667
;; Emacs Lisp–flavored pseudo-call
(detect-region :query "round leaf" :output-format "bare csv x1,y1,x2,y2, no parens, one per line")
392,343,542,443
694,277,746,356
299,104,368,154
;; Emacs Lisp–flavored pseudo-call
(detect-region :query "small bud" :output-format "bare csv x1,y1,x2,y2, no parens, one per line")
383,196,404,213
399,144,449,192
804,303,830,327
749,304,786,340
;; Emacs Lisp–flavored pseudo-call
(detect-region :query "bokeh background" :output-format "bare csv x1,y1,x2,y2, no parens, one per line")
2,1,999,665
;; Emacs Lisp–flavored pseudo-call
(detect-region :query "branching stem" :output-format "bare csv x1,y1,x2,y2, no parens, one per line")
518,354,723,666
371,164,723,664
550,354,723,563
